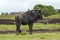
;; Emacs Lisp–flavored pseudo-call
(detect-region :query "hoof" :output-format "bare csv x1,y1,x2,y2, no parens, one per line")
16,33,20,35
29,33,32,35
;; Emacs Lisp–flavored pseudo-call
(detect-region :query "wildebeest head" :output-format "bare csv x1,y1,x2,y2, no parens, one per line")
32,9,42,20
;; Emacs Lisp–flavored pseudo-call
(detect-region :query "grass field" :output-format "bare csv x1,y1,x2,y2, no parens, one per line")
0,23,60,30
0,23,60,40
0,15,15,19
0,14,60,40
0,32,60,40
46,14,60,19
0,14,60,20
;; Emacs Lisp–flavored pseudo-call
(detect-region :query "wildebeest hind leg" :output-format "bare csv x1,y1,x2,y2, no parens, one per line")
16,23,21,35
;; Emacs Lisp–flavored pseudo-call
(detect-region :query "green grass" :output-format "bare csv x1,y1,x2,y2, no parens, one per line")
0,14,60,40
0,23,60,40
0,23,60,30
46,14,60,19
0,32,60,40
0,15,15,19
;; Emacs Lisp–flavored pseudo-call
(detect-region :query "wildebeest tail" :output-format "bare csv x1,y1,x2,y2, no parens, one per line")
15,16,19,23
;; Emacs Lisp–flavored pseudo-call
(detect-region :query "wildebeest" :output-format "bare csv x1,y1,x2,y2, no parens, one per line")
15,9,42,35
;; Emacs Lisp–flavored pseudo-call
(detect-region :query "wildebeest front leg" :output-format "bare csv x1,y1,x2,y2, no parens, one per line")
16,23,21,35
29,23,33,35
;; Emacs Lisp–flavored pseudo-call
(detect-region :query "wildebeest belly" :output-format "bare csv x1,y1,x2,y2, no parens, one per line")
21,16,29,25
22,22,28,25
21,19,28,25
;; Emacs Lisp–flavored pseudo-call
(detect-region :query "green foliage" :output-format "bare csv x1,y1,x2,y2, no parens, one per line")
33,4,58,17
5,12,8,16
1,12,4,16
57,9,60,14
58,9,60,12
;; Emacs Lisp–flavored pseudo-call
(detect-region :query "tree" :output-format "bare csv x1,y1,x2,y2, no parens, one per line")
1,12,4,16
5,12,8,16
58,9,60,14
33,4,57,17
